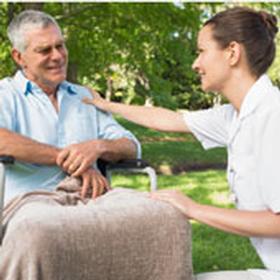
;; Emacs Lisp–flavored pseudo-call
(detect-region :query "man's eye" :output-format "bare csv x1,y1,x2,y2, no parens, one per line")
56,42,66,50
39,48,51,55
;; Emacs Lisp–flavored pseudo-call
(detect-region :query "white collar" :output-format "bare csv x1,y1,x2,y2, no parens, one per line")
238,74,273,120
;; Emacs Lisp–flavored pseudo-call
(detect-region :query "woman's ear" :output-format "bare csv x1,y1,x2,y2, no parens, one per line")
227,41,242,66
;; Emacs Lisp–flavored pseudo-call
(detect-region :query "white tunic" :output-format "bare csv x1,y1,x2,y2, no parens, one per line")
183,75,280,280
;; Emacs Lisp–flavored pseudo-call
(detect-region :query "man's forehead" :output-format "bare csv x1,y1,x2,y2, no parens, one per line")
24,25,64,48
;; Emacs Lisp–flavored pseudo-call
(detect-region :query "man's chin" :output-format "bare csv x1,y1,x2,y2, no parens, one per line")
43,77,66,90
50,74,67,84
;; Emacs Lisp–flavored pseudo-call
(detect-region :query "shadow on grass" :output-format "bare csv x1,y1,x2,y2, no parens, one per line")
143,142,227,174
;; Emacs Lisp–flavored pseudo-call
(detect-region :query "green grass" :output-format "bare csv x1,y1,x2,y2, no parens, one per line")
113,116,264,273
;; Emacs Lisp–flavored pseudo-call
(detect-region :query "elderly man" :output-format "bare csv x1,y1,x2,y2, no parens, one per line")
0,10,194,280
0,9,140,203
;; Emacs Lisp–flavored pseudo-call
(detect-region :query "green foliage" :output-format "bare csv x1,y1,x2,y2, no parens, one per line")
0,3,280,109
0,2,201,109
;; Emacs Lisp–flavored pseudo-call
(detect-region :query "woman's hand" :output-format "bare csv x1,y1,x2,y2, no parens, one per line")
83,87,110,112
150,189,198,219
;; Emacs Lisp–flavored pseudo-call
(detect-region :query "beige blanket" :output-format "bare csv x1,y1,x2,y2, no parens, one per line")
0,177,193,280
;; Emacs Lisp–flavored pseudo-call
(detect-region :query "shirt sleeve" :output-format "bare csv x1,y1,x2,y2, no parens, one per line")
257,110,280,213
0,79,16,131
183,104,234,150
96,109,141,159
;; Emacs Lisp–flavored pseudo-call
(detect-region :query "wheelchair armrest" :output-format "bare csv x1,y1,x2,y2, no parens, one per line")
97,159,151,175
0,156,15,164
107,159,151,170
97,159,157,191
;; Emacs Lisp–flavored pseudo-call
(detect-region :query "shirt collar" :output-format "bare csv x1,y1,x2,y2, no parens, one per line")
13,70,77,96
238,74,273,120
58,81,78,95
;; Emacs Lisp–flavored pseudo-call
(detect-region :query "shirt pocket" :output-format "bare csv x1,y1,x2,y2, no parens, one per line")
63,106,97,144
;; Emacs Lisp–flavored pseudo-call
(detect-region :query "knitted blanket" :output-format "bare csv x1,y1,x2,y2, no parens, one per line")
0,177,193,280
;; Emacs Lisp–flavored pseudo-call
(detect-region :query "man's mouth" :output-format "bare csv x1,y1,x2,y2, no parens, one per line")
47,64,65,71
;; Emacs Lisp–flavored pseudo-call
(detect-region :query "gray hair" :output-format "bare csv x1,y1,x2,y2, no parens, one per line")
7,10,61,52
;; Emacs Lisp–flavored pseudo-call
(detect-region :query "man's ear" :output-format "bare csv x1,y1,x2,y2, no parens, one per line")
11,48,25,68
226,41,242,67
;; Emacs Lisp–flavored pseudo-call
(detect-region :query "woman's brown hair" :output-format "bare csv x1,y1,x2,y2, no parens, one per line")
205,7,278,78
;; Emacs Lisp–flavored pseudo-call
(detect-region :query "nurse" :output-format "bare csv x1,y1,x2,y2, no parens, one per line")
84,7,279,280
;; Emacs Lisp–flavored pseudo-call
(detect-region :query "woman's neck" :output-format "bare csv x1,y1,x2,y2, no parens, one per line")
221,71,257,113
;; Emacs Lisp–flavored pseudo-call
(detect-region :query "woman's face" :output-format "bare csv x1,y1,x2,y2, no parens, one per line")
192,25,231,93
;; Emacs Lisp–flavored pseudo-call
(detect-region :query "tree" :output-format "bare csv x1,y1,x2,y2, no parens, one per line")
0,3,279,110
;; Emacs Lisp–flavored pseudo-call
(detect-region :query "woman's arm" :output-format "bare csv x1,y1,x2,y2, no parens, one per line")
151,190,280,238
83,89,191,133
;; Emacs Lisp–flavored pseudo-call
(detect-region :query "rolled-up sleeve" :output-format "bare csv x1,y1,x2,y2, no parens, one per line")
183,104,234,150
96,109,141,158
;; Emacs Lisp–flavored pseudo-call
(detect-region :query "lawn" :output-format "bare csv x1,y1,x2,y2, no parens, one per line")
113,117,264,273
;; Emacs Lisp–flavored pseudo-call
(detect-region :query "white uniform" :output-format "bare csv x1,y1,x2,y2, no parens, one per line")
184,75,280,280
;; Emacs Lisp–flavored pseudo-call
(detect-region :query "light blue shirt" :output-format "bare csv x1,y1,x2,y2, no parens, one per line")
0,71,141,203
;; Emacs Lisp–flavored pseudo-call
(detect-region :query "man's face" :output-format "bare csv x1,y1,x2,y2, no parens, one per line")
14,24,68,92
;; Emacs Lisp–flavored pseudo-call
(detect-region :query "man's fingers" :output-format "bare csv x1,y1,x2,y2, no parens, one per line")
63,153,81,172
80,169,110,199
81,174,90,198
91,176,99,199
68,159,83,174
71,161,90,177
91,173,109,199
56,149,70,166
102,176,111,191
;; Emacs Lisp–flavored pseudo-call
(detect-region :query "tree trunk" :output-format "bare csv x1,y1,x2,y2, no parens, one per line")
105,77,113,101
67,62,78,83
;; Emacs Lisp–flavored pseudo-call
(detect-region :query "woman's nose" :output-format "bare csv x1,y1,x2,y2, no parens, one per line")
192,57,199,72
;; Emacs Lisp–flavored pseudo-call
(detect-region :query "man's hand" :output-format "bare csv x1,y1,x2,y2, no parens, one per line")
56,140,103,176
80,167,110,199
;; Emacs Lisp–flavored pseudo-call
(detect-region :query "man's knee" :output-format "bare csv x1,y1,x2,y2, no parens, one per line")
3,204,64,256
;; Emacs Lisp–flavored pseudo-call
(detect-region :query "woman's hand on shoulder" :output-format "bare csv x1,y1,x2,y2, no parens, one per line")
83,87,110,112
